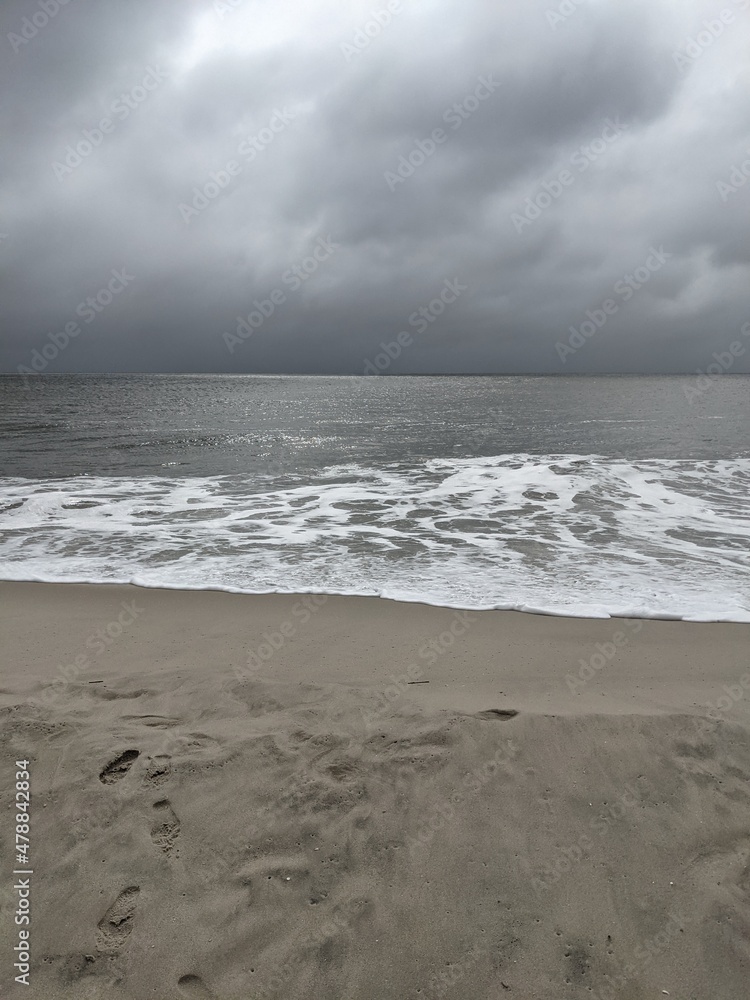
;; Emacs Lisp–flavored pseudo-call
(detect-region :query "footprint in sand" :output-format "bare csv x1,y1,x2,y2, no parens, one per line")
99,750,140,784
151,799,180,856
178,973,217,998
96,886,140,954
144,753,172,786
475,709,519,721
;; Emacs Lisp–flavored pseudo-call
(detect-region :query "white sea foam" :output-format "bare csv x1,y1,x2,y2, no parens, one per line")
0,455,748,621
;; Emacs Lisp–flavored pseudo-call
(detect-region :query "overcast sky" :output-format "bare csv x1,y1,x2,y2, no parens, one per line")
1,0,749,375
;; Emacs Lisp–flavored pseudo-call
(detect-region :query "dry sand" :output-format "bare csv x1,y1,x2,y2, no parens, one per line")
1,581,749,999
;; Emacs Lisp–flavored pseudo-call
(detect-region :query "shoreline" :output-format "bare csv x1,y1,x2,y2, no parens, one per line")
1,580,749,998
2,580,750,721
2,575,748,624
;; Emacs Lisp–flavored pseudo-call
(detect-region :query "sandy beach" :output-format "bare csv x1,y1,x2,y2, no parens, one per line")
1,581,749,999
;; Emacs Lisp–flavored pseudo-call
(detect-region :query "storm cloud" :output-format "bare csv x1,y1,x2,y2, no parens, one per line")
1,0,749,374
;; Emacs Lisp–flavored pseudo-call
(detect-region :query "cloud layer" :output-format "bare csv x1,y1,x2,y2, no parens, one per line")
1,0,749,374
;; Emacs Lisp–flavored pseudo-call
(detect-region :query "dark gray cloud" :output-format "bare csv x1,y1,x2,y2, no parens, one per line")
1,0,749,375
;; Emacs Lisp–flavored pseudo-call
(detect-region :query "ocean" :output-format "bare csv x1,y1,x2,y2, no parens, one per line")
1,374,749,621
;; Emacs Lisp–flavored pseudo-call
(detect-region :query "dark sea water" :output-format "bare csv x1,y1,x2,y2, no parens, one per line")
1,374,749,620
